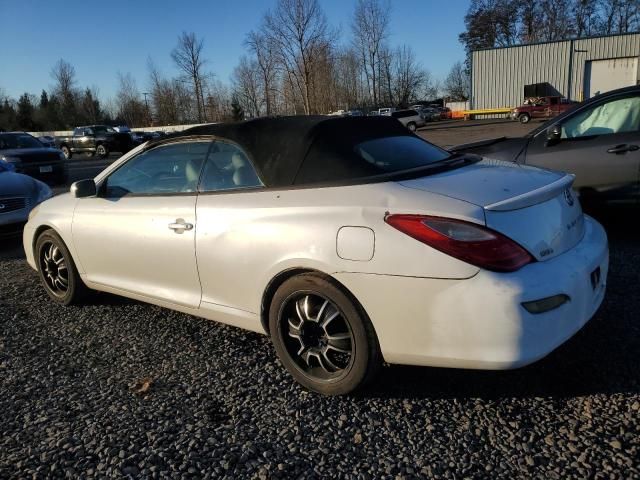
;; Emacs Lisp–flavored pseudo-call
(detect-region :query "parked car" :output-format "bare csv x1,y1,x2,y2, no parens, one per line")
418,107,441,122
24,115,608,395
453,85,640,205
0,132,67,184
346,110,363,117
0,161,52,237
55,125,133,159
511,96,577,124
37,135,57,148
391,109,426,132
378,107,394,116
439,107,452,120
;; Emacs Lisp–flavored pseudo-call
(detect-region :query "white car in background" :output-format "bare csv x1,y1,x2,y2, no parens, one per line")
23,116,608,395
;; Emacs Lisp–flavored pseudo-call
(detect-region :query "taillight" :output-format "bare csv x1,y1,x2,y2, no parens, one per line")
384,214,534,272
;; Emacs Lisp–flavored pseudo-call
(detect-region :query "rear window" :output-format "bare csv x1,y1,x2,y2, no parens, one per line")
295,135,450,184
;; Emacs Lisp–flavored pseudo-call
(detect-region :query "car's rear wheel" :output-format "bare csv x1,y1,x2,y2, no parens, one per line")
35,230,89,305
96,144,109,158
407,122,417,132
60,145,72,160
269,274,381,395
518,113,531,124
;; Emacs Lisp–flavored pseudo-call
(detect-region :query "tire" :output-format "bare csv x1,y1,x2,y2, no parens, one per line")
95,144,109,158
35,230,89,306
518,113,531,124
269,274,381,395
60,145,72,160
407,122,417,132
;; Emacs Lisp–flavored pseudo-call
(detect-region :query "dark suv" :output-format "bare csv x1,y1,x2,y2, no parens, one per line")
55,125,133,159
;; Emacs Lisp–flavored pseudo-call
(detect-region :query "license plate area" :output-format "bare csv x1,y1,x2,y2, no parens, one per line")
590,266,601,291
39,165,53,173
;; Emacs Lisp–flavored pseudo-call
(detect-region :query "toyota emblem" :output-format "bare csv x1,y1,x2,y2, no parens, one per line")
563,189,574,206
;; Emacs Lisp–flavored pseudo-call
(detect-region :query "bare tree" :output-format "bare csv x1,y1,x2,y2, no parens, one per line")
264,0,331,114
116,72,146,127
573,0,600,36
246,30,278,116
392,45,427,108
444,61,470,101
50,59,78,127
352,0,391,107
233,56,263,118
171,32,208,122
601,0,640,33
148,58,183,125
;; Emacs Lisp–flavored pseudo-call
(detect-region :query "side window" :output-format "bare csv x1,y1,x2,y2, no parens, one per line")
73,128,83,136
199,141,262,192
103,141,209,197
84,128,94,136
562,95,640,139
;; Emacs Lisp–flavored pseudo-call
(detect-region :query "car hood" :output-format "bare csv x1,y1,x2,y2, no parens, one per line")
399,158,564,208
0,171,39,197
1,147,58,156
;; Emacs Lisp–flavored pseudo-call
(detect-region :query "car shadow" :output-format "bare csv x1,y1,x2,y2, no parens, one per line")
0,235,25,260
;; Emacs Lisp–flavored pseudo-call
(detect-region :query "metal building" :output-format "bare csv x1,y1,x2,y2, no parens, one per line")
471,32,640,110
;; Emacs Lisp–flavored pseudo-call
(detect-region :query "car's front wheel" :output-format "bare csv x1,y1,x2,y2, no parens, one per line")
35,230,89,305
407,122,417,132
519,113,531,124
269,274,381,395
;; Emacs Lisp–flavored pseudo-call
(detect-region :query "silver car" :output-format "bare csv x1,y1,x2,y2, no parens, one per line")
391,109,426,132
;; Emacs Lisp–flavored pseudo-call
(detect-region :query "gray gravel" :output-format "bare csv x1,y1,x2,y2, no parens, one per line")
1,209,639,479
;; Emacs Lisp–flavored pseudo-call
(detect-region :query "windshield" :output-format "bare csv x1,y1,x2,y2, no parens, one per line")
0,133,44,150
93,126,117,134
296,134,451,184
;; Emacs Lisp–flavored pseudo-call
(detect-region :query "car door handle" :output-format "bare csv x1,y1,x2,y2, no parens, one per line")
607,144,639,154
168,219,193,233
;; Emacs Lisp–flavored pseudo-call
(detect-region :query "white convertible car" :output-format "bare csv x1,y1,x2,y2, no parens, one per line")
23,116,608,395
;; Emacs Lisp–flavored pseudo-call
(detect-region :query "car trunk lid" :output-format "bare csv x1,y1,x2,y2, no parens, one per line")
398,159,585,261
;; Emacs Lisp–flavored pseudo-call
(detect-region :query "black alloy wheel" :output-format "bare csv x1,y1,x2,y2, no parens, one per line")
281,292,354,380
269,274,381,395
35,230,89,305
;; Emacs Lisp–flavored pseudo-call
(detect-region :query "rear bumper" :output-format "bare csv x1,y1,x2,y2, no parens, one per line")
17,162,66,183
335,215,608,369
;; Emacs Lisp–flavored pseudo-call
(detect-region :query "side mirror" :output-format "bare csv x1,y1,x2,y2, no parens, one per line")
546,124,562,146
71,179,97,198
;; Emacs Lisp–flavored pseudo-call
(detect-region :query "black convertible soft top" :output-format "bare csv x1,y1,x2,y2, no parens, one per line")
179,115,414,188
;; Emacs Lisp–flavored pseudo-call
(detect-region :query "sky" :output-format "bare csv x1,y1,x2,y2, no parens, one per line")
0,0,469,101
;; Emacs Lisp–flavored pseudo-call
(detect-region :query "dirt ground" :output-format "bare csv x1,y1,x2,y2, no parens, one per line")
417,118,546,148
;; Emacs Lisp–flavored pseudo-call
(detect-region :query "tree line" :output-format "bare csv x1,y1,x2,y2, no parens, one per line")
0,0,472,132
11,0,637,131
460,0,639,56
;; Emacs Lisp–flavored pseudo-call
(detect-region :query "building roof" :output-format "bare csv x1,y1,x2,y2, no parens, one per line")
472,30,640,53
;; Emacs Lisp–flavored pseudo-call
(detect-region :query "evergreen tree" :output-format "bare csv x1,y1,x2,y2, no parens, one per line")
16,93,36,131
231,95,245,121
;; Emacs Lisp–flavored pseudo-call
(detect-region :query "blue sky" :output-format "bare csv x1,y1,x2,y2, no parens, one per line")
0,0,468,101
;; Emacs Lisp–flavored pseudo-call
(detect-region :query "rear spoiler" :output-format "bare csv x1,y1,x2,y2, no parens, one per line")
485,174,575,212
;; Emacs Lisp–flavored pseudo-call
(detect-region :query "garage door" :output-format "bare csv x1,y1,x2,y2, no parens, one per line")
584,57,639,98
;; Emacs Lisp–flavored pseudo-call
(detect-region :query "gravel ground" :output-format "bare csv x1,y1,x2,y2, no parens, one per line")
1,209,639,479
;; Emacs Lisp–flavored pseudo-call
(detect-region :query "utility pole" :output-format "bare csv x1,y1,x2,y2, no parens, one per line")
142,92,151,126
